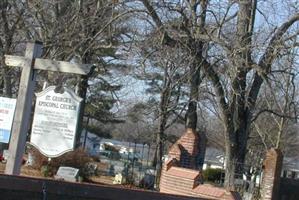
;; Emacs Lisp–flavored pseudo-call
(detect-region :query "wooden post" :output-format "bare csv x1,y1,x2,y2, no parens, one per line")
4,41,93,175
5,42,43,175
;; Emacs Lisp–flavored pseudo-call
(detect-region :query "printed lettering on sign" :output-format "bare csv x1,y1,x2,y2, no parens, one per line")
30,86,82,157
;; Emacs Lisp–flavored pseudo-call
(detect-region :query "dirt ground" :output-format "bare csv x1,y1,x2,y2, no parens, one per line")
0,162,116,186
0,163,42,177
0,163,5,173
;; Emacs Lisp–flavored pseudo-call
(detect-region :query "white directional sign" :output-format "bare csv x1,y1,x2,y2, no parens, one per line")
0,97,16,143
30,86,82,157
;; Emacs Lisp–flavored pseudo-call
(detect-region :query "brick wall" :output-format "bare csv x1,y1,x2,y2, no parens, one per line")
160,159,201,197
159,158,241,200
0,174,207,200
160,128,241,200
260,148,283,200
168,128,199,169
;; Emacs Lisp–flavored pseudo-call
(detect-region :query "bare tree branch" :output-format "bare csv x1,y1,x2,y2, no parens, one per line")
248,13,299,110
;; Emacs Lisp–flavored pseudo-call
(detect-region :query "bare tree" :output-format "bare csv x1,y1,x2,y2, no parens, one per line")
136,42,190,185
249,42,299,157
0,0,136,149
22,0,136,143
138,0,299,190
140,0,208,130
0,0,27,97
200,1,298,189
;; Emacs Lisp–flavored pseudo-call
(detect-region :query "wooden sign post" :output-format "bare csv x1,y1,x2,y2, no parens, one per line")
4,41,93,175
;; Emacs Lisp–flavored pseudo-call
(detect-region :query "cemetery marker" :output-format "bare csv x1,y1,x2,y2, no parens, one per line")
54,166,79,182
4,42,93,175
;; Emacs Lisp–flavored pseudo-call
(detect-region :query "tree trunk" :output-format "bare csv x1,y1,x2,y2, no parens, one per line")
75,75,88,148
185,62,200,130
155,84,169,189
224,109,250,191
185,0,207,130
154,129,164,188
74,53,94,148
224,138,247,191
3,67,12,97
1,56,12,97
223,0,254,190
224,143,237,190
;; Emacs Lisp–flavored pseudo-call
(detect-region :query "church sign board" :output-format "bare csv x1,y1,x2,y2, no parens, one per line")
3,42,94,175
0,97,16,143
30,86,82,157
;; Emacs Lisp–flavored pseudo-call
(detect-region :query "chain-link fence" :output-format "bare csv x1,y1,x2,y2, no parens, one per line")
84,137,265,198
200,159,263,200
216,161,262,199
87,140,157,190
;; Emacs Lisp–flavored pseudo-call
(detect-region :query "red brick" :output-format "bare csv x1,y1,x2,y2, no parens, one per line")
167,167,200,180
160,128,241,200
192,185,225,197
260,148,283,200
168,128,199,169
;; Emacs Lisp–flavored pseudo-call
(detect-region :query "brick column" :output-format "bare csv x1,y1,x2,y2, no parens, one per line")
261,148,283,200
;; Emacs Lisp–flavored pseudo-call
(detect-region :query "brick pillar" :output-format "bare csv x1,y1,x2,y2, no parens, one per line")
159,158,178,192
261,148,283,200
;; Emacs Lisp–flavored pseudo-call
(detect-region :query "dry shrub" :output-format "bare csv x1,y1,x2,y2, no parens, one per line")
28,147,48,170
29,147,93,178
50,148,92,170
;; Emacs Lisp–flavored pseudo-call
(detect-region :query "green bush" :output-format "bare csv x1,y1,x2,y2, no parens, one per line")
41,165,53,177
203,168,224,183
